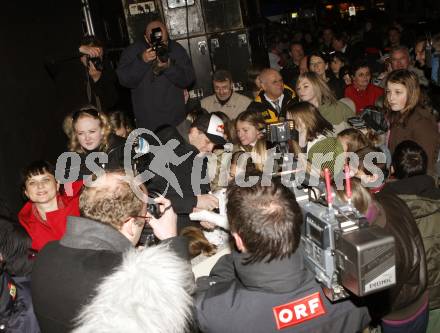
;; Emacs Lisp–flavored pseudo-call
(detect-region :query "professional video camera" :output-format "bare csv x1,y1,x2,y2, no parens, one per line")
264,121,298,154
150,27,169,63
296,169,396,301
86,55,104,71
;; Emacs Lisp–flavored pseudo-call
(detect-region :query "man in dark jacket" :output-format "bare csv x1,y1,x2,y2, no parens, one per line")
195,179,371,333
147,113,226,230
117,20,195,131
31,171,188,333
78,35,119,112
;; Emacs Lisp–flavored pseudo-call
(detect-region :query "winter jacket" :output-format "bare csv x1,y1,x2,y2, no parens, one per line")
31,216,189,333
318,101,355,130
383,175,440,310
388,106,440,176
344,83,384,114
117,39,195,131
0,273,40,333
195,249,371,333
367,191,428,321
201,92,251,120
72,244,194,333
18,181,82,251
254,85,297,123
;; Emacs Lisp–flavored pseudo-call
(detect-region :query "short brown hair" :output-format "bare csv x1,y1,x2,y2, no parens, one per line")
227,179,303,264
384,69,421,126
79,171,143,230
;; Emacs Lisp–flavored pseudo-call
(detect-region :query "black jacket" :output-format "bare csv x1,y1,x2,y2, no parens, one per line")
117,39,195,130
0,274,39,333
85,66,119,112
280,60,300,90
195,249,371,333
31,216,188,333
146,125,210,230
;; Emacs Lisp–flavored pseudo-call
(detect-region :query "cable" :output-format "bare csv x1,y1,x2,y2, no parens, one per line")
185,0,192,60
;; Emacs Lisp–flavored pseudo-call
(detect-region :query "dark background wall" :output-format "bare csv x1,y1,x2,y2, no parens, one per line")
0,1,85,215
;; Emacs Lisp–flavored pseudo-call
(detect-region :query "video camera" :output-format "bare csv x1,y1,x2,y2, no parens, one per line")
150,27,169,63
294,170,396,301
264,121,298,155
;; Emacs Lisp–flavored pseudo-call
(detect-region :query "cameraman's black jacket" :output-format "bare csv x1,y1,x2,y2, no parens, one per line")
195,249,371,333
117,39,195,131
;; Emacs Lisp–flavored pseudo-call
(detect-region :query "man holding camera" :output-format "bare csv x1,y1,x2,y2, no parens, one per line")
31,171,188,332
78,35,119,112
195,179,370,333
117,20,195,131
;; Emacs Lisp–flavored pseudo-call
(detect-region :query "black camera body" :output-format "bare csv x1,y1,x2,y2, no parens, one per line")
150,27,169,63
137,190,162,247
87,56,104,71
147,190,162,219
265,121,298,144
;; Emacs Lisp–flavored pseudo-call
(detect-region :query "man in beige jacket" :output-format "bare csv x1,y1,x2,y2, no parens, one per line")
201,70,251,120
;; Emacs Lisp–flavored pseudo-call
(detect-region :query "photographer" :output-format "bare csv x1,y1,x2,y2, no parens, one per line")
79,35,118,112
117,20,195,131
31,171,190,332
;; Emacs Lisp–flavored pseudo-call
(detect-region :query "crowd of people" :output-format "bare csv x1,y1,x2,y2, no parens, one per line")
1,15,440,333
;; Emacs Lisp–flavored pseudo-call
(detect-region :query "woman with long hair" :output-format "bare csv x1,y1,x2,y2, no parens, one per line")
286,101,334,153
385,69,439,176
296,72,354,133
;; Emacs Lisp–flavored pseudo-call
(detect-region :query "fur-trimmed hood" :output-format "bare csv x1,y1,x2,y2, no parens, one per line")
72,244,195,333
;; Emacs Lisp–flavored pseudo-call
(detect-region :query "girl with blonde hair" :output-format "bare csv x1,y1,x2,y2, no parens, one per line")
296,72,354,133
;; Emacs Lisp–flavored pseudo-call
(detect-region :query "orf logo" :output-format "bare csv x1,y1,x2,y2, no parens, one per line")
272,292,326,330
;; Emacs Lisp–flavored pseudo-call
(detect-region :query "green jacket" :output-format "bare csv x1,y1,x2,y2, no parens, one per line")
397,194,440,310
319,101,354,127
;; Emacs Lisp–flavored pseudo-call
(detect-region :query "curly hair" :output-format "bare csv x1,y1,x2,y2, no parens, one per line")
79,172,143,230
69,105,112,153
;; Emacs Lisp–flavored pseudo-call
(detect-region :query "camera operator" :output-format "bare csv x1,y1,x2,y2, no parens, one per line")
78,35,119,112
195,178,371,333
117,19,195,131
